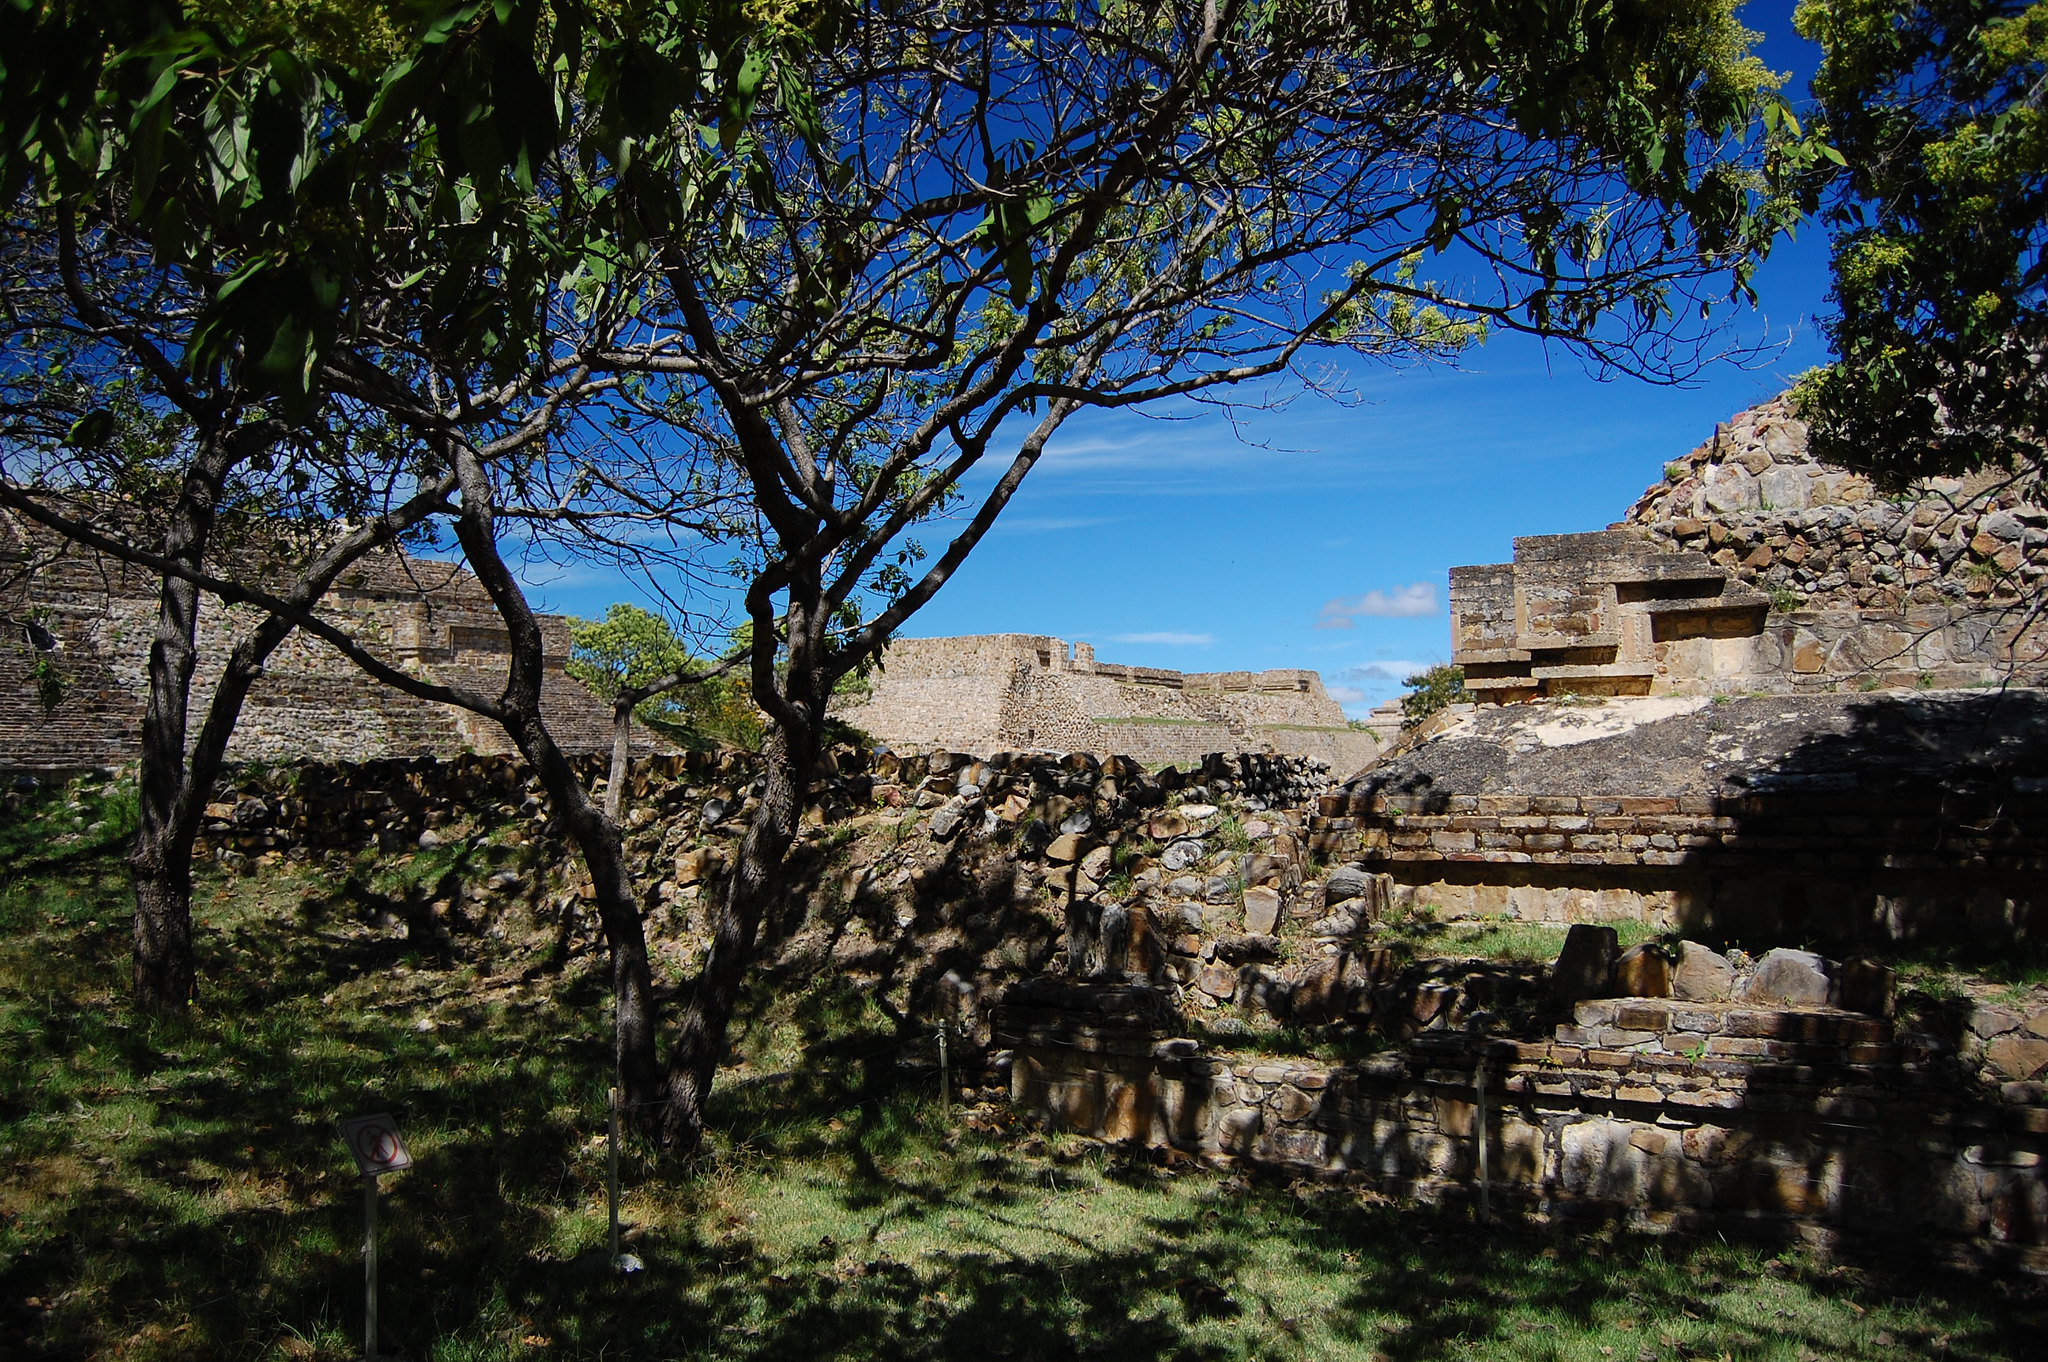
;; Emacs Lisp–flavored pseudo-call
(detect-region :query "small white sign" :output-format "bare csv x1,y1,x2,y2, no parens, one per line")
342,1113,414,1177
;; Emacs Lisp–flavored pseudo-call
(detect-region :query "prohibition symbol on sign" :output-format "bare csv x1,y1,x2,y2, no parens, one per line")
341,1113,413,1177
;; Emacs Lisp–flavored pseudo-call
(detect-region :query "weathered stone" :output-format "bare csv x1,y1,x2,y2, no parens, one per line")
1670,941,1734,1002
1065,899,1129,980
1197,963,1237,1000
1146,811,1190,841
928,797,971,839
1972,1006,2024,1040
1410,982,1456,1026
1701,465,1758,515
1741,948,1833,1008
1045,832,1086,864
1243,885,1283,935
1837,957,1896,1017
1213,934,1280,964
673,848,712,886
1272,1085,1317,1122
1080,844,1115,882
1559,1121,1644,1200
1325,864,1373,902
1288,957,1347,1023
1987,1035,2048,1081
1161,839,1206,871
1550,924,1618,1002
1216,1105,1263,1153
1612,943,1672,998
1760,465,1812,512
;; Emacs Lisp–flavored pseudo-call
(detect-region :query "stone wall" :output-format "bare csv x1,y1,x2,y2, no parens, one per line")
1310,690,2048,949
996,984,2048,1272
0,516,634,774
834,633,1379,771
1448,396,2048,701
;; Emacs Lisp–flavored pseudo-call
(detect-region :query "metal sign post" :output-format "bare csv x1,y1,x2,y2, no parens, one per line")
608,1087,622,1262
341,1113,413,1361
936,1021,951,1118
1474,1061,1492,1225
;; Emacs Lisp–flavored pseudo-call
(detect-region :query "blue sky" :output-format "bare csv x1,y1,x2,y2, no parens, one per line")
531,3,1834,718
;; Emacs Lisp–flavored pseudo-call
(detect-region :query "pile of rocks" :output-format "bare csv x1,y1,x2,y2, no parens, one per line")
1547,924,1894,1013
1624,395,2048,612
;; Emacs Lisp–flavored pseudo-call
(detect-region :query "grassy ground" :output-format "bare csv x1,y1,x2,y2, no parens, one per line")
3,796,2043,1360
1362,914,1666,965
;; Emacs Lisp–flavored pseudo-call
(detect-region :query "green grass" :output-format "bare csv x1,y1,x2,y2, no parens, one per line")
1,803,2042,1359
1364,915,1665,966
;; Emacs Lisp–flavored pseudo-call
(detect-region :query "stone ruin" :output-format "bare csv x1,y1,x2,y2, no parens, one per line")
136,693,2048,1270
0,513,638,774
1451,395,2048,701
830,633,1381,772
13,390,2048,1269
981,394,2048,1270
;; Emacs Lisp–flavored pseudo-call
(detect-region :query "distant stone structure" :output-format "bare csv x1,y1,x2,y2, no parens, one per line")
0,514,636,774
832,633,1379,771
1451,395,2048,700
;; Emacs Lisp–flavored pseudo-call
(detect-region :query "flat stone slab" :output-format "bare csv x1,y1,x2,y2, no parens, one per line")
1350,690,2048,801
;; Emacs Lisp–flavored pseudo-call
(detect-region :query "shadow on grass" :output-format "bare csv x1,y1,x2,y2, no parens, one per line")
5,851,2045,1361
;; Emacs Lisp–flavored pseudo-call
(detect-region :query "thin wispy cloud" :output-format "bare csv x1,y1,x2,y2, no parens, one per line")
1109,631,1215,646
993,516,1111,532
1349,662,1431,685
1315,583,1439,628
1326,684,1368,704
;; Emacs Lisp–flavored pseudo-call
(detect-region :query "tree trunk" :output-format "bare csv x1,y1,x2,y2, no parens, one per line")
128,455,223,1015
605,696,634,823
130,823,196,1014
657,718,815,1152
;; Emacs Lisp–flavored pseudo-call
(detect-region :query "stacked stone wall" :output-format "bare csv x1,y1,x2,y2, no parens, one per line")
997,989,2048,1272
1627,396,2048,614
1309,776,2046,950
0,520,632,773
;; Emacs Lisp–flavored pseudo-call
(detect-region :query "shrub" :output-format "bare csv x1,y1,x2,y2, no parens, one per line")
1399,664,1469,726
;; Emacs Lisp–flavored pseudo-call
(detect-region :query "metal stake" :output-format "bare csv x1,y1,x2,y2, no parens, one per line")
607,1086,622,1262
937,1021,951,1118
1475,1058,1492,1224
362,1175,379,1361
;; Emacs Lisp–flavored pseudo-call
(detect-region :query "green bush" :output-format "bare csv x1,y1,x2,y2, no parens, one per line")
1399,664,1469,726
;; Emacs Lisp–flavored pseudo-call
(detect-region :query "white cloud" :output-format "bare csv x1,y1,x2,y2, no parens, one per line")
1315,582,1440,628
991,515,1111,532
1108,631,1215,646
1340,660,1430,683
1326,684,1368,704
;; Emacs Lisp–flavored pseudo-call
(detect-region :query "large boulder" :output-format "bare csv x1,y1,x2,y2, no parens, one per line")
1670,941,1735,1002
1549,924,1618,1003
1740,948,1833,1008
1612,943,1672,998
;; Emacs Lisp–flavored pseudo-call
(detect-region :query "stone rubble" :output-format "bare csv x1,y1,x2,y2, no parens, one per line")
1626,395,2048,614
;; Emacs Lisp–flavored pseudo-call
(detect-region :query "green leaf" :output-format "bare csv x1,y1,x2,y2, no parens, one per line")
64,409,115,448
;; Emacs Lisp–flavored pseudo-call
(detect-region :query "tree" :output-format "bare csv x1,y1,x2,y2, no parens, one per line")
606,0,1812,1151
7,0,1813,1154
567,604,756,819
0,0,791,1015
1400,665,1471,726
1793,0,2048,484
